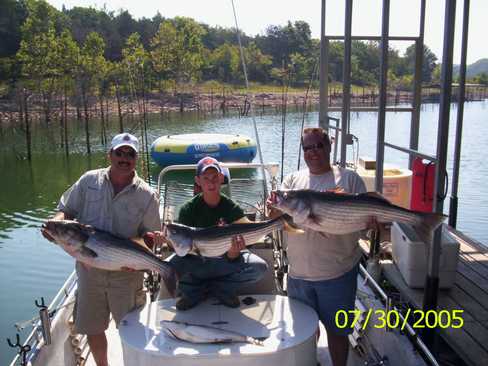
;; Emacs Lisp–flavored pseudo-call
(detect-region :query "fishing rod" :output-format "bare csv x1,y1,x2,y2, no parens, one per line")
231,0,268,198
297,57,319,171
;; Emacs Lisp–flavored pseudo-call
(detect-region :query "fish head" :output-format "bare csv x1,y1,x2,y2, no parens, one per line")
164,223,193,257
272,190,307,214
272,190,311,224
42,220,91,252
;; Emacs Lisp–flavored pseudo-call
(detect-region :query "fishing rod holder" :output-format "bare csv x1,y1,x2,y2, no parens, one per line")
7,333,31,366
34,296,52,345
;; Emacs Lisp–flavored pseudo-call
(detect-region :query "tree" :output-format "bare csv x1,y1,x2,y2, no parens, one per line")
150,17,206,90
404,44,438,82
208,44,241,83
245,42,273,83
76,31,106,153
255,20,314,67
17,0,62,122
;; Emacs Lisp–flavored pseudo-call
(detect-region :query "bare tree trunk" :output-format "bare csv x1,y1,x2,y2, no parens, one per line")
81,86,91,154
99,95,107,145
23,89,32,161
63,84,69,156
115,83,123,132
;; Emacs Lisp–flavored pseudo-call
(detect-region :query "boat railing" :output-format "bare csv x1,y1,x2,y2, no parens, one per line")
157,162,280,223
8,270,77,366
358,264,439,366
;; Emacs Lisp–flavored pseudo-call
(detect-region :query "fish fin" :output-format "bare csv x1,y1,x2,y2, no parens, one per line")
282,215,304,234
78,246,97,258
364,191,392,204
414,212,447,244
129,237,153,253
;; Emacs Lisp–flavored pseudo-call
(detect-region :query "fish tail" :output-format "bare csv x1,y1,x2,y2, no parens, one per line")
158,261,177,298
281,215,304,234
414,212,446,244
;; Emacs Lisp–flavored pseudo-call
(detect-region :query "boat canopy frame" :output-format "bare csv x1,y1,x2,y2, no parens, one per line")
319,0,471,347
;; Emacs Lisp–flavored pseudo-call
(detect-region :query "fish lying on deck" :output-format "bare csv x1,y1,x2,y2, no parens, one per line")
164,216,294,257
42,219,177,296
161,320,265,345
271,189,445,241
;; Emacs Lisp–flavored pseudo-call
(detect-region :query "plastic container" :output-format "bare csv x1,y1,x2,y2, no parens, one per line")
391,222,459,289
357,166,413,209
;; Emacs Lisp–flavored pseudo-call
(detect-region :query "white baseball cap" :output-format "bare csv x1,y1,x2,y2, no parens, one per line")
110,133,139,152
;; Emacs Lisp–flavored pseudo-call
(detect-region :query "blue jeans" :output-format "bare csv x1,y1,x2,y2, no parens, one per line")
168,250,268,301
287,264,359,336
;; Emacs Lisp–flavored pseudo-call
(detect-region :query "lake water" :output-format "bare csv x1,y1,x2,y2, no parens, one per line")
1,101,487,364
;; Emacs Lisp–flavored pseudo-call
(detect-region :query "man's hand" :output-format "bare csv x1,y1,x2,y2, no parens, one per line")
266,191,281,219
226,235,245,260
143,231,167,249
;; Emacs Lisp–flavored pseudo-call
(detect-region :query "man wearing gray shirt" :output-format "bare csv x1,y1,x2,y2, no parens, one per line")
42,133,162,366
269,127,366,366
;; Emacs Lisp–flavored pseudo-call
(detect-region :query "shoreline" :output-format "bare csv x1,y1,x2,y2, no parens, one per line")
1,88,487,125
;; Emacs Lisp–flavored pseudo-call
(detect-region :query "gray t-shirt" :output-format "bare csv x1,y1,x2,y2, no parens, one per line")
57,168,161,239
282,166,367,281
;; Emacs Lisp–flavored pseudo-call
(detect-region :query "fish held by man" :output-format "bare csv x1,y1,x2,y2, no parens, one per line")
161,320,265,345
42,219,177,296
271,189,445,241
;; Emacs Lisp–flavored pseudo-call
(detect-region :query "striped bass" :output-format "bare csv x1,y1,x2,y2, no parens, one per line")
42,219,177,296
271,190,445,241
161,320,265,345
164,216,292,257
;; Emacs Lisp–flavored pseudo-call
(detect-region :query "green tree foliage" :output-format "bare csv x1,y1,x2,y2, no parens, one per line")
151,17,205,87
404,44,438,82
122,32,150,96
208,44,241,83
4,1,445,90
256,21,314,67
0,0,28,58
245,42,273,83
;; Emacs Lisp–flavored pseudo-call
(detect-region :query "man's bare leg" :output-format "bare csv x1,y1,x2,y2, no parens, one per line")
87,333,108,366
327,331,349,366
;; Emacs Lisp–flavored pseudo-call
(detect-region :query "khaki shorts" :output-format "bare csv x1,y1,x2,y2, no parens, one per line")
73,262,146,335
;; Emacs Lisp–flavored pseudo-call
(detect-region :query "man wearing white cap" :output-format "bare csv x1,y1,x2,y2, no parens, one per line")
42,133,163,366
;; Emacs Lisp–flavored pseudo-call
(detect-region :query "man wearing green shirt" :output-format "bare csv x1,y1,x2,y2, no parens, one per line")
169,156,268,310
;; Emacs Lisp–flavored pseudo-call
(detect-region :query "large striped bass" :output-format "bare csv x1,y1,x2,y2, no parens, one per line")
42,220,177,296
161,320,265,345
271,189,445,241
164,216,292,257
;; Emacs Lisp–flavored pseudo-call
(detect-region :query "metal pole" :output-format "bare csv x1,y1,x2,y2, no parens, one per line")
375,0,390,193
423,0,456,339
409,0,426,169
449,0,470,228
340,0,353,167
319,0,329,130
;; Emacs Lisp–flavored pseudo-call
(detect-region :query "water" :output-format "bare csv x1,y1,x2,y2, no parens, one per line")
1,101,487,364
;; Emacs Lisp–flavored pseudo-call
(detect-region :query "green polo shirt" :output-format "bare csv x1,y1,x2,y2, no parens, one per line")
178,193,244,228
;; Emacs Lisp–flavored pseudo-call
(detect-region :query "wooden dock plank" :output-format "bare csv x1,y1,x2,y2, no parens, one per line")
381,261,488,366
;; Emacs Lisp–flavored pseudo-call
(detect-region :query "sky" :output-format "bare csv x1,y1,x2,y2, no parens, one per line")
46,0,486,64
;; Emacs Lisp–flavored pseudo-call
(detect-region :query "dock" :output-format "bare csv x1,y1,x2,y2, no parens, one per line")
368,228,488,366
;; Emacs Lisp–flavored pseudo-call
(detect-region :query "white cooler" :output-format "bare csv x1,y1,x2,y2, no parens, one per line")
391,222,459,289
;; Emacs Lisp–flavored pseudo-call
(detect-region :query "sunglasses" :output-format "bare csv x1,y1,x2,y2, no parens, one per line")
303,142,325,152
114,149,136,159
